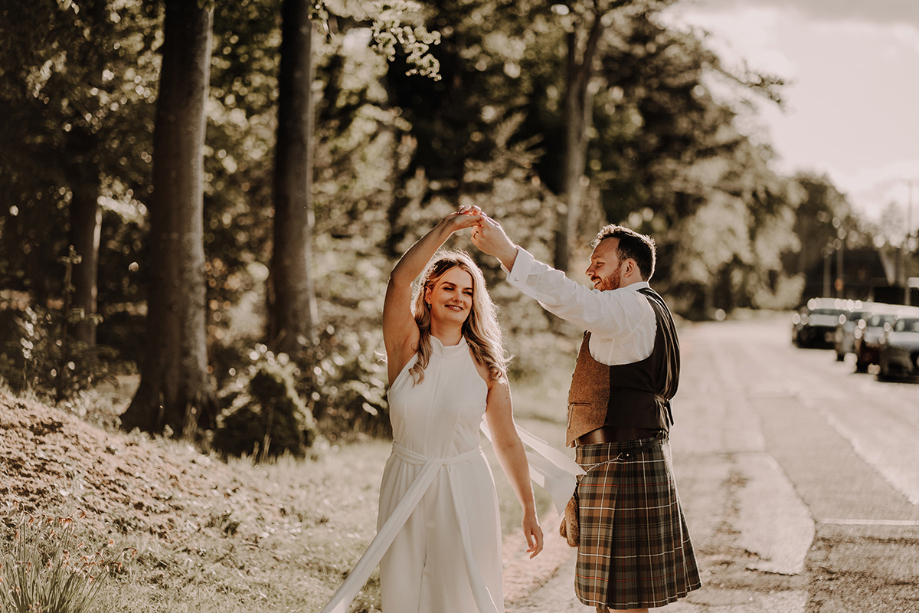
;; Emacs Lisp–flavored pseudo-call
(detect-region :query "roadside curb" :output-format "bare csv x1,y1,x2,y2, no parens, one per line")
502,510,575,604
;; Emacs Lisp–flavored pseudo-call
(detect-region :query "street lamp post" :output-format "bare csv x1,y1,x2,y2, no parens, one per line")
836,232,844,297
905,180,914,306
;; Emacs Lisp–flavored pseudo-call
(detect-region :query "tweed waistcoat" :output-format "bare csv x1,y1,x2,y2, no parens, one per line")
564,287,680,447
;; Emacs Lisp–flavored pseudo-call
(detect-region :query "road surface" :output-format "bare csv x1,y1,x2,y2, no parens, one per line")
505,315,919,612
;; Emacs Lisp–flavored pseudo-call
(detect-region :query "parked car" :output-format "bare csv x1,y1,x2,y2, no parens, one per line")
878,315,919,379
792,298,849,348
853,306,919,372
833,302,884,361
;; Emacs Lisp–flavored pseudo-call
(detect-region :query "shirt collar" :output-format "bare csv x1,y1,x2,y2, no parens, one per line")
622,281,650,292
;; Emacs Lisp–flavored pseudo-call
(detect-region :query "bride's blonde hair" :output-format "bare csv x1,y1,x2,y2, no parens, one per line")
409,250,507,385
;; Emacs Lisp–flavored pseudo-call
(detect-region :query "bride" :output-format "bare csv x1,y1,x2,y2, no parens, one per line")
320,206,580,613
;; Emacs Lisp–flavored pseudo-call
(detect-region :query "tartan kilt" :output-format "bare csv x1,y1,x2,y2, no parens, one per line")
574,436,701,610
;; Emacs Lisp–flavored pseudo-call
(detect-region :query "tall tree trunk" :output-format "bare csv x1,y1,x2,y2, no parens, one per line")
555,14,604,272
66,1,107,349
268,0,317,356
122,0,215,437
68,180,101,347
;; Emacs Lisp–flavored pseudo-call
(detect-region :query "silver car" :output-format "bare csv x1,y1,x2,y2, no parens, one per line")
854,311,902,372
878,316,919,379
833,302,881,361
792,298,848,348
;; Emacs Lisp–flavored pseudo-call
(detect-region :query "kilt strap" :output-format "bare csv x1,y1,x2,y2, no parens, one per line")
580,431,666,474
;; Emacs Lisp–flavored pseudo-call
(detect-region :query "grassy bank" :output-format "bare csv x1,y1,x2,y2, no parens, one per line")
0,356,574,613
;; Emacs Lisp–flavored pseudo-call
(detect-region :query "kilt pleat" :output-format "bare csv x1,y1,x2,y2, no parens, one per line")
574,437,701,610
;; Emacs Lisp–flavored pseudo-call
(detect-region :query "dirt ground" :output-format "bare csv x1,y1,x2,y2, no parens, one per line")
0,390,298,543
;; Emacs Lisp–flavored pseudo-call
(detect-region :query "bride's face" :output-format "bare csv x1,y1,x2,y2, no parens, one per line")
425,267,475,326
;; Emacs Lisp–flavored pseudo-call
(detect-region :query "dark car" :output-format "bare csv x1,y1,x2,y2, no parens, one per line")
878,315,919,379
853,306,919,372
833,302,884,361
792,298,848,348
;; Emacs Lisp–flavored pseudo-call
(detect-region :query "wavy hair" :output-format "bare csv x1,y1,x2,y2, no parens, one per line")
409,250,508,385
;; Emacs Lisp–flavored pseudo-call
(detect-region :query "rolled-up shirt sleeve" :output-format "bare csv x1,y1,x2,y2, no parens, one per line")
503,247,647,338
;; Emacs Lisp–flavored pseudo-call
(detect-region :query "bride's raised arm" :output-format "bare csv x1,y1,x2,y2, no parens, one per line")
382,206,483,383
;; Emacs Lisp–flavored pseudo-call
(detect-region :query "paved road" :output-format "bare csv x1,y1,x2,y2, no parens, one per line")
507,315,919,612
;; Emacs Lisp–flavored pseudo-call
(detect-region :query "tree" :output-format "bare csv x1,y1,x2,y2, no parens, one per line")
667,134,801,315
121,0,216,436
0,0,158,396
791,173,856,279
62,0,107,348
554,0,633,272
268,0,318,356
0,0,155,330
67,164,102,347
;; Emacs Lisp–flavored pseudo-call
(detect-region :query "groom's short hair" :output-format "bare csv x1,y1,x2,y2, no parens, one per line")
593,224,656,281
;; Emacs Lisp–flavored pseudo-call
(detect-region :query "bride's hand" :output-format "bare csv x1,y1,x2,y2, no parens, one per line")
523,512,544,558
441,206,484,232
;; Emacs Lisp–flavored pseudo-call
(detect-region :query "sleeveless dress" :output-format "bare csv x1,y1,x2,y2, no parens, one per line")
318,337,583,613
378,335,502,612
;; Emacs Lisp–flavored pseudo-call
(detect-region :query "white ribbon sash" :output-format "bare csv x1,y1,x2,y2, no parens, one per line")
318,444,483,613
479,421,585,515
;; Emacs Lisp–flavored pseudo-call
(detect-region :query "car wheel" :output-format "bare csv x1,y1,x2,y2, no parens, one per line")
836,352,845,362
879,359,893,381
855,359,868,373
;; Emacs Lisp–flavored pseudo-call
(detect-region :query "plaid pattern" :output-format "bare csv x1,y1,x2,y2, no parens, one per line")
574,437,701,610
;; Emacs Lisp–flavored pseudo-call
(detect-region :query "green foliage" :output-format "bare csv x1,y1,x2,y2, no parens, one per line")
202,0,281,323
212,359,317,459
0,511,129,613
369,1,442,79
0,307,54,392
0,307,118,397
303,324,391,440
791,173,861,266
211,327,392,444
315,0,442,79
0,0,158,301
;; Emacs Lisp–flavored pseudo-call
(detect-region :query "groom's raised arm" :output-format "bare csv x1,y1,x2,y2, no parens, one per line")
471,216,640,336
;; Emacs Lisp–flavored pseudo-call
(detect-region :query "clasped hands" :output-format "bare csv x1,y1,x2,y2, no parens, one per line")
451,205,518,268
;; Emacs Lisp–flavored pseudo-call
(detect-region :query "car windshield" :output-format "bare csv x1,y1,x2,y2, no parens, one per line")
810,309,845,316
894,318,919,333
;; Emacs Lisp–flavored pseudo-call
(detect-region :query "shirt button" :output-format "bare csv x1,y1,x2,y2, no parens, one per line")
426,519,435,528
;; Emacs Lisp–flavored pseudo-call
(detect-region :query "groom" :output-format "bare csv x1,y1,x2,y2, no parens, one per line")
471,216,701,612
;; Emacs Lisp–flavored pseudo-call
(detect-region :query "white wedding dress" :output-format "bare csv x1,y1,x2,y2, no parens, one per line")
319,336,583,613
378,335,502,612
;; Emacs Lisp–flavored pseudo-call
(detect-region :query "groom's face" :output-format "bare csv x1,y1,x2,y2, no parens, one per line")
586,238,623,291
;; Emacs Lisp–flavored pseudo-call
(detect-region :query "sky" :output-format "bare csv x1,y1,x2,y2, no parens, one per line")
663,0,919,233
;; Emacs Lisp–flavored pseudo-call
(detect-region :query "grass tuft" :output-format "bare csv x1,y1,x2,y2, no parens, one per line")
0,509,134,613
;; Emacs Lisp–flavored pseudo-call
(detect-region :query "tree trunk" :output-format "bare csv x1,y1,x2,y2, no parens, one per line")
122,0,215,437
68,181,101,347
555,15,604,272
268,0,317,356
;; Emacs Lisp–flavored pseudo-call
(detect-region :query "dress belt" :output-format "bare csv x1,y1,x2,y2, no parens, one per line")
392,442,482,466
576,426,661,446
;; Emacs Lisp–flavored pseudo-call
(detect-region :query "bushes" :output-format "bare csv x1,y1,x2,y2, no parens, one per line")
212,360,317,459
0,307,120,398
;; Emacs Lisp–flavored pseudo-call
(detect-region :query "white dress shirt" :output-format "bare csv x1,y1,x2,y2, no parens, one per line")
504,247,657,366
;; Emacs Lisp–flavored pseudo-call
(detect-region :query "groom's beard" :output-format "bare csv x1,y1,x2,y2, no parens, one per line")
596,267,622,291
